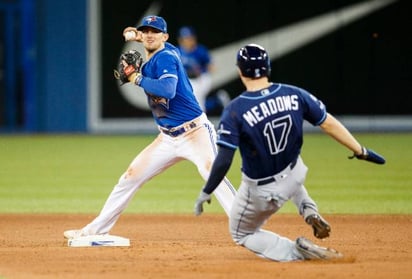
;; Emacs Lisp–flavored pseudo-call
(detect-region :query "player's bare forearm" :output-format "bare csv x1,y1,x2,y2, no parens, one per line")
320,113,363,155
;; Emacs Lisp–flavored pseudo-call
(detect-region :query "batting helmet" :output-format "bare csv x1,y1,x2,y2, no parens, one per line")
236,44,271,79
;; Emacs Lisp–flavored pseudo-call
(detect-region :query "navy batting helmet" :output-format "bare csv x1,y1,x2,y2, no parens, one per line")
236,44,271,78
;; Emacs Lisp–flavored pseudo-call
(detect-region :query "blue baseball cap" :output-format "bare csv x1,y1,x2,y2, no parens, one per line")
178,26,196,38
137,15,167,33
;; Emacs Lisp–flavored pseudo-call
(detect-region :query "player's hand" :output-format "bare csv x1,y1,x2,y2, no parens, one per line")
122,27,143,42
194,191,211,216
348,146,385,164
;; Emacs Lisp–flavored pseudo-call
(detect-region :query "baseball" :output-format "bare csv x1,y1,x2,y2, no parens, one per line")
124,31,136,41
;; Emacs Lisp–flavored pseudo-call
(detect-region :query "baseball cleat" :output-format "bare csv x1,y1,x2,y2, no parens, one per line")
295,237,343,260
305,214,331,239
64,229,86,239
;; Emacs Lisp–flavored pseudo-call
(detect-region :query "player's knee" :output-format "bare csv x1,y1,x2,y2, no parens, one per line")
229,222,248,244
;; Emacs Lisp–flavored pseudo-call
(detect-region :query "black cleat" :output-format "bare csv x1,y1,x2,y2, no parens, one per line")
305,214,331,239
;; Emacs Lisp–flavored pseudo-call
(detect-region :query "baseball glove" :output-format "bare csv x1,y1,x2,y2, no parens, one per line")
114,49,143,85
348,146,385,164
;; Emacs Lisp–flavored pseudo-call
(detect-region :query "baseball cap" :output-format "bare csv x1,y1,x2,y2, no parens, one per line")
178,26,196,38
137,15,167,33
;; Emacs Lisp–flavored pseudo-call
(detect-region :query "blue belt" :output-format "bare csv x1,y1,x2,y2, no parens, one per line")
160,122,197,137
257,158,298,186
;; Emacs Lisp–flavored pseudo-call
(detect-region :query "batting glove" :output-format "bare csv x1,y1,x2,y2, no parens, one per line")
348,146,386,165
194,191,211,216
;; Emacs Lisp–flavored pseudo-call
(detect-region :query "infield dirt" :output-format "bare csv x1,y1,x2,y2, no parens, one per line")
0,214,411,278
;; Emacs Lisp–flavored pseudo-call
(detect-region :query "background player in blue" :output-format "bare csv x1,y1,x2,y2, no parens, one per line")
177,26,214,111
177,26,230,114
63,16,236,240
194,44,385,261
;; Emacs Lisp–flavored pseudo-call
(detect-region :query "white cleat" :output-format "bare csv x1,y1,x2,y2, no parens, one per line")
64,229,85,239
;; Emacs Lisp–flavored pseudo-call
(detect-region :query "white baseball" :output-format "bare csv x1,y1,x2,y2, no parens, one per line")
124,31,136,41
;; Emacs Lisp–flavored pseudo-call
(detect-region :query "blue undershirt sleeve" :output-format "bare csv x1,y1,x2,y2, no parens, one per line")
139,76,177,99
202,146,236,195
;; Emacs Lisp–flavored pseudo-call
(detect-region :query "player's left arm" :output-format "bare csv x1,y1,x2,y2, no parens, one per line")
138,75,177,99
320,113,385,164
136,53,179,99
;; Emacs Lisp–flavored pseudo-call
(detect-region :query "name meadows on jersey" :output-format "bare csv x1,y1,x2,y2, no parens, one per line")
243,94,299,127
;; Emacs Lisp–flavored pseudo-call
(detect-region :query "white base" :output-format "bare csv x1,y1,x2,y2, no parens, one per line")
68,234,130,247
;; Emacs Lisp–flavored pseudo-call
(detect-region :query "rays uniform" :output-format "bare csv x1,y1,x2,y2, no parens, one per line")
217,83,326,178
195,44,383,261
207,82,329,261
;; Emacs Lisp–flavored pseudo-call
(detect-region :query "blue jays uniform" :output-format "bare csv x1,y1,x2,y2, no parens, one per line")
76,20,236,236
140,42,203,128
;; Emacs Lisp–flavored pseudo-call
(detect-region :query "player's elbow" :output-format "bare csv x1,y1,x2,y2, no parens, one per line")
319,113,338,131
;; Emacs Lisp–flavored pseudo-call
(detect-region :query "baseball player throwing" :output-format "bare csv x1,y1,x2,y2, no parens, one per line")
194,44,385,261
64,15,236,239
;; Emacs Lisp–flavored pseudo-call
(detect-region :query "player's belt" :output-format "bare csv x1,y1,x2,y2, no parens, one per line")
257,158,298,186
160,122,197,137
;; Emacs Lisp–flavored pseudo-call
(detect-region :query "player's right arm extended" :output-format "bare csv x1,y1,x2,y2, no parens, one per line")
320,113,385,164
320,113,363,155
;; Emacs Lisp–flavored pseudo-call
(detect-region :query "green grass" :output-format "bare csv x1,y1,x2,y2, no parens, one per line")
0,133,411,214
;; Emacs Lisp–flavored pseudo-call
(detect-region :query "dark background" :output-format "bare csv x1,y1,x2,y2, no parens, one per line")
101,0,411,118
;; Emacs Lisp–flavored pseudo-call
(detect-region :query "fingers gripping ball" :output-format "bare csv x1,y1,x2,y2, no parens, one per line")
114,49,143,85
124,31,136,41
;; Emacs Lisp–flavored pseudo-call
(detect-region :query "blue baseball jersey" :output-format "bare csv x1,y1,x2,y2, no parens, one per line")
216,83,327,179
139,42,203,128
178,44,211,78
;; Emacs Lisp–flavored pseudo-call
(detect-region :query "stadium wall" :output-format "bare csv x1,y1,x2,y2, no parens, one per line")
1,0,410,133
